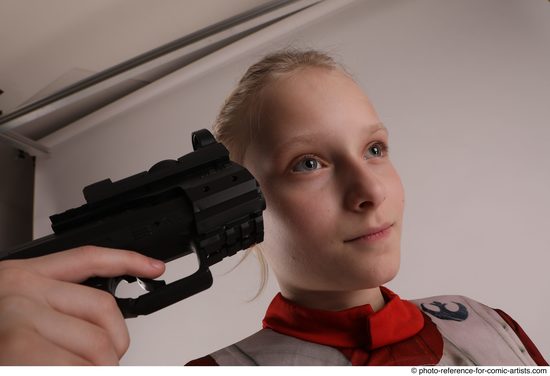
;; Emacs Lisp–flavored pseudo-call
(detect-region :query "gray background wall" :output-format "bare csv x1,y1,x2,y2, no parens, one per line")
31,0,549,364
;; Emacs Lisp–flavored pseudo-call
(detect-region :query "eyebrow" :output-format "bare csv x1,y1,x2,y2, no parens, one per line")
369,122,388,135
274,122,388,155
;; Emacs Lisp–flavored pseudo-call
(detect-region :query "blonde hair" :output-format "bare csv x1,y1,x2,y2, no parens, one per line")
213,49,347,298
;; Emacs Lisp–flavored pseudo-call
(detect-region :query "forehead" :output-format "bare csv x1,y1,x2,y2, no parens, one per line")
255,67,380,147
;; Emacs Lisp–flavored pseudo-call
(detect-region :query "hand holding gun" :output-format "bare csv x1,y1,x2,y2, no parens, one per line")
0,246,166,365
0,129,265,365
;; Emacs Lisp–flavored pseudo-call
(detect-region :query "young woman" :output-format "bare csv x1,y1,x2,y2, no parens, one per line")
0,49,546,366
184,49,548,366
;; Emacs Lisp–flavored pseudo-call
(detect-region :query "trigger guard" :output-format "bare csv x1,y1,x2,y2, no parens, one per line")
84,275,138,295
115,265,213,318
82,275,133,295
137,278,167,292
108,275,137,295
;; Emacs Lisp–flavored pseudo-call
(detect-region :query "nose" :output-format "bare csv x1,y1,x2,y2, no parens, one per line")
341,160,386,212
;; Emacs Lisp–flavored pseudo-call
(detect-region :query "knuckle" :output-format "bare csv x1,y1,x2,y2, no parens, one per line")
77,245,132,267
75,245,100,259
89,329,118,364
89,291,128,357
75,246,108,270
74,246,144,272
94,289,120,315
124,250,147,265
93,329,114,352
116,325,130,357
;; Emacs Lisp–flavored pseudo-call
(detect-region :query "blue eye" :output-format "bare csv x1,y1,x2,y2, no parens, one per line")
366,142,388,159
292,157,321,172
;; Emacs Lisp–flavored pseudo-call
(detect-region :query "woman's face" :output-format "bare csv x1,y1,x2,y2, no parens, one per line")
243,68,404,300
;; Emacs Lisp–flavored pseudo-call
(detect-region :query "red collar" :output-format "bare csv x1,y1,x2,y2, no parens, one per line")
262,287,424,350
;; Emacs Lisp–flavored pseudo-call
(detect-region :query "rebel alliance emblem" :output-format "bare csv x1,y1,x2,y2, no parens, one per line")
420,301,469,322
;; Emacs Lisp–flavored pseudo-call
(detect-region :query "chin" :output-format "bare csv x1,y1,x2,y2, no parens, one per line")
356,254,401,289
376,264,400,286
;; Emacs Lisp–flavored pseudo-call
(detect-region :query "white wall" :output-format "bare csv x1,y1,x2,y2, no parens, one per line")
34,0,550,364
0,0,269,112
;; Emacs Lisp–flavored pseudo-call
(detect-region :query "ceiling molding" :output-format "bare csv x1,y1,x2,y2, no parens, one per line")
0,0,360,156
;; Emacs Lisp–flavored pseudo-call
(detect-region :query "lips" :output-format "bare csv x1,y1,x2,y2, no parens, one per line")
345,223,393,242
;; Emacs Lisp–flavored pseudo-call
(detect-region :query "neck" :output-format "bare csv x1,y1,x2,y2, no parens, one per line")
279,286,385,312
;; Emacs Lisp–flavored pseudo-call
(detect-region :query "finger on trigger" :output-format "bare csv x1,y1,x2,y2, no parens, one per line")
12,246,165,283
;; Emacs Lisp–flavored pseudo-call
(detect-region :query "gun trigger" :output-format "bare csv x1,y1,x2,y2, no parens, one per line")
137,278,167,292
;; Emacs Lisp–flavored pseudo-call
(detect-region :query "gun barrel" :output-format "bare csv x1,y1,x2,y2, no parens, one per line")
0,190,196,262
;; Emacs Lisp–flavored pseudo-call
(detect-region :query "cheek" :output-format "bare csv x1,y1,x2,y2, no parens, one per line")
266,187,333,236
261,183,338,258
384,166,405,213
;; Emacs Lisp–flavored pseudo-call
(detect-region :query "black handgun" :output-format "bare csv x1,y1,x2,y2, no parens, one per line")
0,129,266,318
